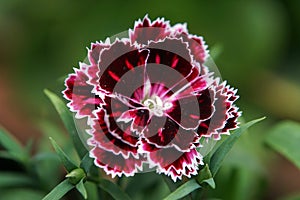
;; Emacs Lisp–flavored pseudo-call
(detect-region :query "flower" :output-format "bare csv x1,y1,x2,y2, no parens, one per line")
63,15,241,182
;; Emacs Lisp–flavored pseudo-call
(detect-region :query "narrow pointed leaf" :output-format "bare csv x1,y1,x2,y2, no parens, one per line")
42,179,74,200
0,127,26,162
80,153,95,174
266,120,300,169
85,182,98,200
163,179,201,200
76,179,87,199
210,117,265,177
49,137,77,172
0,172,35,188
97,178,131,200
196,164,215,189
44,89,87,159
162,176,181,192
1,188,45,200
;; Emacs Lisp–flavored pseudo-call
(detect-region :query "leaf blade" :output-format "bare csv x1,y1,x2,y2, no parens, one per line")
196,164,215,189
98,178,131,200
0,127,26,162
44,89,87,159
80,153,95,174
49,137,78,172
42,179,74,200
76,179,88,199
0,172,35,188
210,117,265,177
266,120,300,169
163,179,201,200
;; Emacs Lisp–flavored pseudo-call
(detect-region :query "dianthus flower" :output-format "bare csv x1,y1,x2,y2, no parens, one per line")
63,15,241,181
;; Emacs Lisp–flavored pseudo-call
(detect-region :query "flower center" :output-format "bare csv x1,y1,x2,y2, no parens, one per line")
143,96,172,117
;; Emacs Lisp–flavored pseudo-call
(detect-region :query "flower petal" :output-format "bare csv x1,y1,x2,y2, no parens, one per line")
88,40,111,65
97,39,149,94
171,24,208,64
197,81,240,139
101,96,140,147
142,143,203,182
166,87,215,130
63,65,102,118
143,116,198,151
130,15,171,45
89,109,139,158
91,145,145,178
117,108,150,133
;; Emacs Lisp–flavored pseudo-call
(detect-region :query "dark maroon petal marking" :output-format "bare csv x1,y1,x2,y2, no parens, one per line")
63,68,102,117
91,146,145,178
147,38,192,66
90,109,139,158
145,145,202,181
197,87,227,137
130,15,171,45
196,81,241,139
118,108,150,133
143,116,197,151
166,87,215,130
101,96,140,146
98,40,149,94
143,39,195,97
221,107,240,133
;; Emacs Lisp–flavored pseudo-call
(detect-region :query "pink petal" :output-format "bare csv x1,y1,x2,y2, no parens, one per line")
88,41,110,65
97,39,149,94
91,146,145,178
100,96,140,146
197,81,240,139
89,109,139,158
118,108,150,133
143,116,198,151
63,67,102,118
143,144,203,182
130,15,171,45
171,24,208,64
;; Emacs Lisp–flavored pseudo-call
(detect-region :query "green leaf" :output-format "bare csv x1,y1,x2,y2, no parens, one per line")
196,164,215,189
44,89,87,159
97,178,131,200
76,179,87,199
197,137,217,158
0,188,45,200
162,175,181,192
49,137,77,172
0,151,16,160
85,182,98,200
42,179,75,200
80,153,95,174
266,120,300,169
210,117,265,177
0,126,27,162
0,172,34,188
163,179,201,200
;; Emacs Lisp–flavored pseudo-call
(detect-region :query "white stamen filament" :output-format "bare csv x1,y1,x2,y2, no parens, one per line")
143,96,172,117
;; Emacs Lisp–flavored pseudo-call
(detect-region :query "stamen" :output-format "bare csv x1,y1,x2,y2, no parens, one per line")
143,96,172,117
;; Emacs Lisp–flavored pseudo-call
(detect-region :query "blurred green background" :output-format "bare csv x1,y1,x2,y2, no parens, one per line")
0,0,300,199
